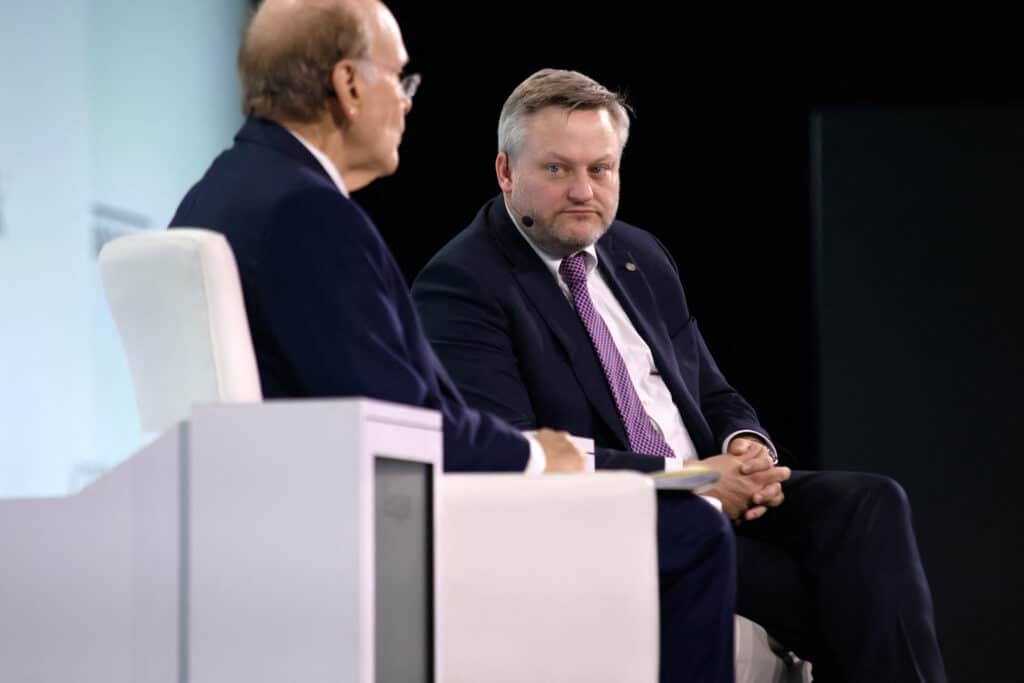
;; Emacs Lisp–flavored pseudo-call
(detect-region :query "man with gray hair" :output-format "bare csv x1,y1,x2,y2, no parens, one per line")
169,2,588,474
413,68,947,682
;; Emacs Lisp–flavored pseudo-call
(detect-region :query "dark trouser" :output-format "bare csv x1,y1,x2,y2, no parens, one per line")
656,492,736,683
735,470,947,683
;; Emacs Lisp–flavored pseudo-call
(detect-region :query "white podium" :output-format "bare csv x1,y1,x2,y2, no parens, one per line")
0,398,442,683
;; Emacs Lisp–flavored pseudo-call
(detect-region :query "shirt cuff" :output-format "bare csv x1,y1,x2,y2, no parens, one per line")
524,435,547,474
722,430,778,464
699,495,724,512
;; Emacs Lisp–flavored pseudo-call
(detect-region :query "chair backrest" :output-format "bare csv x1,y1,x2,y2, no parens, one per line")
98,228,262,434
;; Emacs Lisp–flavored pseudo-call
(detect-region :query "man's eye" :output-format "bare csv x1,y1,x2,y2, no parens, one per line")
546,164,561,174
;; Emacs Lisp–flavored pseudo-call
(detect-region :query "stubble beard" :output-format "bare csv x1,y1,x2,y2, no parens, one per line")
526,214,612,259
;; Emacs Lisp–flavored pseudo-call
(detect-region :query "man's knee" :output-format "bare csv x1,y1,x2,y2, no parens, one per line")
809,471,911,516
657,494,735,572
814,472,916,547
847,472,912,521
868,473,910,510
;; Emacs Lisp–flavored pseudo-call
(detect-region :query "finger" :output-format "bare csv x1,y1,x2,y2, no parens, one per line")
755,483,784,506
744,505,768,521
731,449,760,464
752,483,773,505
750,465,791,486
739,453,773,474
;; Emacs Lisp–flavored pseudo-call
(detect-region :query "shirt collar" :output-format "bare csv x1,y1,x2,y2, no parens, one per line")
285,128,350,197
503,199,598,280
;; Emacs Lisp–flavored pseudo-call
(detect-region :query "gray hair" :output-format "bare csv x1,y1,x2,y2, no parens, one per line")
238,0,371,122
497,68,632,159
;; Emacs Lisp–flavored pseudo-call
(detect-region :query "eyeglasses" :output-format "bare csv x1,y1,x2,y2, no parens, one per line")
398,72,421,100
353,59,421,100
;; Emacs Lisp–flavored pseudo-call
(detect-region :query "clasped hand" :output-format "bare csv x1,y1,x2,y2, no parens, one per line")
694,436,791,523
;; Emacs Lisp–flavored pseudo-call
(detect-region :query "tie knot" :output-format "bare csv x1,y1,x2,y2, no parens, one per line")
559,253,588,288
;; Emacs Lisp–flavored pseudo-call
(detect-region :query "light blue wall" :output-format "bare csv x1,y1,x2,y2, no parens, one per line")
0,1,250,497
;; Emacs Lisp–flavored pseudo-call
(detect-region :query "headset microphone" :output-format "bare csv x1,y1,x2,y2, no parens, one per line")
522,215,534,227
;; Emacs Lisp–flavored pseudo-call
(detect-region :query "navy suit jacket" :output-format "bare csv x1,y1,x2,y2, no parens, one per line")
412,195,768,471
169,118,529,471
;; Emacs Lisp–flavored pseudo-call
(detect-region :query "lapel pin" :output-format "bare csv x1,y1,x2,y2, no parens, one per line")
625,262,637,271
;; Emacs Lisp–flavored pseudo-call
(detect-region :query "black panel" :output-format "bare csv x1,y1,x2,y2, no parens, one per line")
813,107,1024,681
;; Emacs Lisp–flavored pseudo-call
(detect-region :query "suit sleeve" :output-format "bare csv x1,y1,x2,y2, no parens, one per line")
691,320,770,444
650,235,770,447
412,254,540,429
259,190,528,471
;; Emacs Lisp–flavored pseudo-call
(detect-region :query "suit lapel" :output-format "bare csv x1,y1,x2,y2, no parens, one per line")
596,234,716,455
485,200,630,448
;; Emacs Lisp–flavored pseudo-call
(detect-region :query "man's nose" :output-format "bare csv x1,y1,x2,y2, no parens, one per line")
567,173,594,201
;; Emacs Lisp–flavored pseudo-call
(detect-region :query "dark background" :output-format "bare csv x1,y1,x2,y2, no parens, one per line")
813,105,1024,682
300,2,1023,679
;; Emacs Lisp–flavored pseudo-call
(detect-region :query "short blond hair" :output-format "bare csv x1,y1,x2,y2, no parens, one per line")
498,68,632,159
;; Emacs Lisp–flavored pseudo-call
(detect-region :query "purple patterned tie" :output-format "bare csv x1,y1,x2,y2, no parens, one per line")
559,253,675,458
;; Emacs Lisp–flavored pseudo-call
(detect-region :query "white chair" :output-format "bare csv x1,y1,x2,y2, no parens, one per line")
99,228,809,683
98,228,261,435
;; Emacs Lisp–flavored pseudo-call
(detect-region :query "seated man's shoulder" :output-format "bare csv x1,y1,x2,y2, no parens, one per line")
274,183,364,218
605,218,676,263
267,186,379,244
419,217,503,281
218,185,391,281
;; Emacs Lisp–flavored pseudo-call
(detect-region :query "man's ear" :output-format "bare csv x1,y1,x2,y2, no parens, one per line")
330,60,361,120
495,152,514,192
